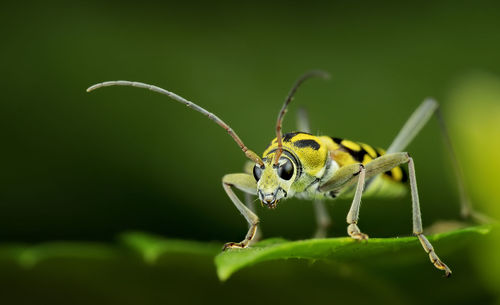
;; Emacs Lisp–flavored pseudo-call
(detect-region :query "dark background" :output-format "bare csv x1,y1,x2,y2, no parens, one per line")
0,1,499,304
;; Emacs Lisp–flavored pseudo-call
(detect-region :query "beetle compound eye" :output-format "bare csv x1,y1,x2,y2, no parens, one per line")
277,158,294,180
253,165,263,181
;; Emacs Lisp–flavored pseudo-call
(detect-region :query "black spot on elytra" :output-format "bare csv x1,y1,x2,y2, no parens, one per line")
332,137,343,144
294,139,321,150
348,148,367,162
283,131,311,142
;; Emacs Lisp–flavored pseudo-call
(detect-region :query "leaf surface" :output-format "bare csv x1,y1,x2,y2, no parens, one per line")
214,225,492,281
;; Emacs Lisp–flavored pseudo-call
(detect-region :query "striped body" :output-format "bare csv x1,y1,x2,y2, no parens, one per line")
262,132,408,200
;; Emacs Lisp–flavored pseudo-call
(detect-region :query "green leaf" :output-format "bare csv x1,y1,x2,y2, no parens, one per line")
214,225,492,281
0,233,221,268
0,242,116,268
0,226,492,282
120,231,221,264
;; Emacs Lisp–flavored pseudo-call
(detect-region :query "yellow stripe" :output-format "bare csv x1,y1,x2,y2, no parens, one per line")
341,140,361,151
362,154,373,164
390,167,403,181
361,143,377,158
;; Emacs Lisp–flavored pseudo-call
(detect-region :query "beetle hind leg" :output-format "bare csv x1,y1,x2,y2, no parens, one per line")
387,98,490,224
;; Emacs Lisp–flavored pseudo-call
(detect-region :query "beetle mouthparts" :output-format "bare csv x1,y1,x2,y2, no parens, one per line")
262,200,279,209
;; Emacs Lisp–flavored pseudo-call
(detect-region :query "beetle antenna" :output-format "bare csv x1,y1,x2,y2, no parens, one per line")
87,81,263,166
274,70,330,165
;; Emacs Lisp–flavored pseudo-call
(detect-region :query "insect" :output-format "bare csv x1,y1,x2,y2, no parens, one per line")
87,70,483,277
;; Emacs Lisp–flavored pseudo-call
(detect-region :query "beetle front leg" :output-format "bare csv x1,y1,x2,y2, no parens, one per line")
222,173,259,250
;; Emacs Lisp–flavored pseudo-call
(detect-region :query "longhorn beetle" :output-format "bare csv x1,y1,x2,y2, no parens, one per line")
87,70,485,277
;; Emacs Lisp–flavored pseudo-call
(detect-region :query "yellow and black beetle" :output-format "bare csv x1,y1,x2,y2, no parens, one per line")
87,70,486,277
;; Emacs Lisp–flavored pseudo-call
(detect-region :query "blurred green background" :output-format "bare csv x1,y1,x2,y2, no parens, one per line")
1,1,499,304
